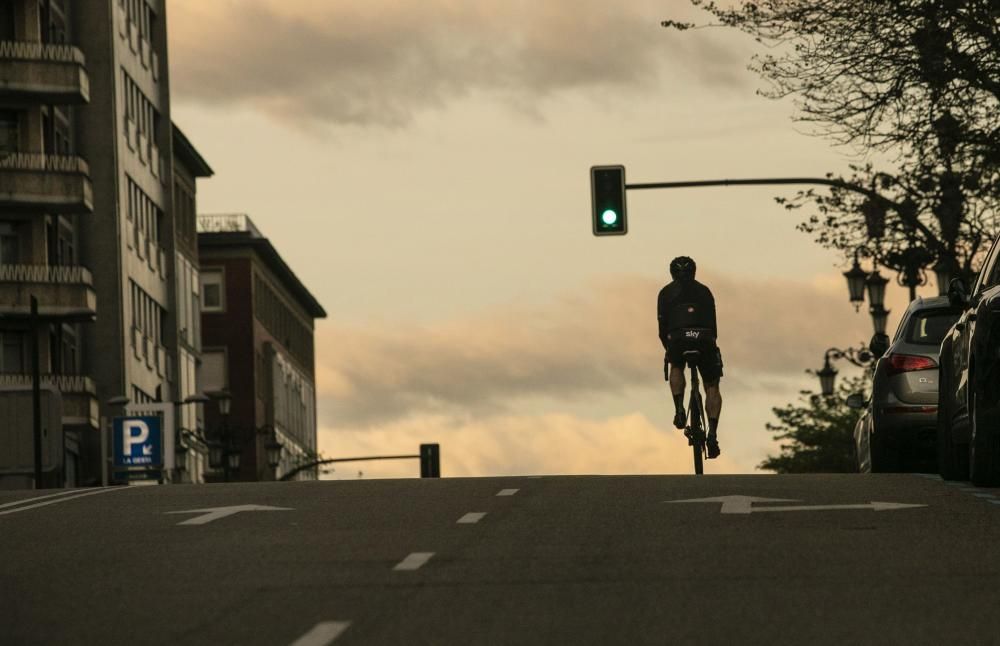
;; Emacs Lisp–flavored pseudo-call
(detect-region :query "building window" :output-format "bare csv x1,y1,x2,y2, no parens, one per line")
0,223,19,264
0,109,20,154
201,350,227,392
0,331,24,374
201,270,224,312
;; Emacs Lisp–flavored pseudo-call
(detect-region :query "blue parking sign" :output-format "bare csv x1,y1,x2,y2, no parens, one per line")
113,416,162,468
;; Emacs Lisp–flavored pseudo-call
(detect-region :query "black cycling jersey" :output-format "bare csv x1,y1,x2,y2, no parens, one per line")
657,278,717,350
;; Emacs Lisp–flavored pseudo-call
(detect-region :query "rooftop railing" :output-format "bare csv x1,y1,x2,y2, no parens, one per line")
197,213,263,237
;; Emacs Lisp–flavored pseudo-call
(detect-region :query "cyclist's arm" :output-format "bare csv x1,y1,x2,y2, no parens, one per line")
708,290,718,339
657,294,671,351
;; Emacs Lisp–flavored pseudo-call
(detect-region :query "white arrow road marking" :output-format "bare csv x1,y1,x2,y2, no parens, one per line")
666,495,926,514
289,621,350,646
166,504,293,525
667,496,799,514
751,502,926,513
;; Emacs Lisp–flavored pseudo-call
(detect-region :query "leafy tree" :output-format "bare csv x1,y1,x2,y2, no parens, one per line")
758,374,869,474
663,0,1000,285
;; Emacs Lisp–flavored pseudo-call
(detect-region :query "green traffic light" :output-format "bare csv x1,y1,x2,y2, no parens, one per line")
601,209,618,226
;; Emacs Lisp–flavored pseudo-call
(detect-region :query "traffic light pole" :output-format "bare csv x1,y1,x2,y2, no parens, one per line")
625,176,881,200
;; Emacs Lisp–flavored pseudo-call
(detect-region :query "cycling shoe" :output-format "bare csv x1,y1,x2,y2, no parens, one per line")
706,435,721,459
673,410,686,430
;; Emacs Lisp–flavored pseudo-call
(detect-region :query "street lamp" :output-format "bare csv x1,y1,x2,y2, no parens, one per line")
843,253,868,311
817,359,838,397
208,440,224,471
212,389,232,416
869,305,890,335
209,390,234,481
865,267,889,309
256,425,283,472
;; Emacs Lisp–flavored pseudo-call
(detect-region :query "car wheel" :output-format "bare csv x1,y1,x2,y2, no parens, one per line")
937,359,968,480
969,383,1000,487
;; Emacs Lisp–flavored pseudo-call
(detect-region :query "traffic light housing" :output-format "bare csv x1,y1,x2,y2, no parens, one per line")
420,443,440,478
591,165,627,236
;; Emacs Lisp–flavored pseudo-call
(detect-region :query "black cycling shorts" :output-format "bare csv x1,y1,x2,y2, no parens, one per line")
664,333,723,386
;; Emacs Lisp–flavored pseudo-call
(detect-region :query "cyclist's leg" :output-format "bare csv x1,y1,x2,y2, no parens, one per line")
700,345,724,458
666,349,687,429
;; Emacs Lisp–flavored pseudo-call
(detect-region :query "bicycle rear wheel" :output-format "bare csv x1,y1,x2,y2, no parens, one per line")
690,389,705,475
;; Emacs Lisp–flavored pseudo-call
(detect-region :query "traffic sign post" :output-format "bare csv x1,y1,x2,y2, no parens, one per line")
113,416,163,481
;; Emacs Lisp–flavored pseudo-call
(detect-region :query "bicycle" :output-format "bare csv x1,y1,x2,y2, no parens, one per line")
681,349,708,475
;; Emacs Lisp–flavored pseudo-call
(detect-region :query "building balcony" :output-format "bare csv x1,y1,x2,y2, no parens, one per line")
0,264,97,321
0,373,98,429
0,153,93,213
0,41,89,104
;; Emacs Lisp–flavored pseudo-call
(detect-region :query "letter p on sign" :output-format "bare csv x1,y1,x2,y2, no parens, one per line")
123,420,150,455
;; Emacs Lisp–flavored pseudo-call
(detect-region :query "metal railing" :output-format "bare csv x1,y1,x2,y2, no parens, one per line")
0,264,93,284
197,213,263,237
0,152,90,174
0,373,96,394
0,40,86,65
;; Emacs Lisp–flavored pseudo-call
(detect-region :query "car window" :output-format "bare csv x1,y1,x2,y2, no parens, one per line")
975,236,1000,292
905,310,960,345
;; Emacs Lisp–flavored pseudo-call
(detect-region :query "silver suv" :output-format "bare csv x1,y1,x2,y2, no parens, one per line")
851,296,961,473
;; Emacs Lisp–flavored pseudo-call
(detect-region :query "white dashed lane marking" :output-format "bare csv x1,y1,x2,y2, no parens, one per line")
393,552,434,571
288,621,350,646
497,488,519,497
457,512,487,524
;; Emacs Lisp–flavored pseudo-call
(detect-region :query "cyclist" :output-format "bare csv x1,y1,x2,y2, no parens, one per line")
657,256,724,459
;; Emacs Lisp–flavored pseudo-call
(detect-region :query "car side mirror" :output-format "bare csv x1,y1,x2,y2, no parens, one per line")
846,393,866,410
948,277,970,309
868,333,890,358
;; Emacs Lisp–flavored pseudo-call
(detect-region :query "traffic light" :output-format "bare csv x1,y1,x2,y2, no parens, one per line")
420,443,440,478
591,165,627,236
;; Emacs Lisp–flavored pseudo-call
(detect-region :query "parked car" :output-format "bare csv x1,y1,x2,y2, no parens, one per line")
938,236,1000,485
851,296,960,473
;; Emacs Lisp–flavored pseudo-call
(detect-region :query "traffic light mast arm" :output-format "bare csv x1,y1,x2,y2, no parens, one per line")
278,454,419,481
625,176,878,197
624,176,938,248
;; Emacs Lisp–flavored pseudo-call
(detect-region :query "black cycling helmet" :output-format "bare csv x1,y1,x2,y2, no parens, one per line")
669,256,697,280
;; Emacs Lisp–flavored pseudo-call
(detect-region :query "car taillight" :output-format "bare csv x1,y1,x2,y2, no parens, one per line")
886,353,937,376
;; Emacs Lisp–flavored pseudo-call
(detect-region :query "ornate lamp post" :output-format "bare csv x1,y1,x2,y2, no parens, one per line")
209,390,237,482
816,346,875,396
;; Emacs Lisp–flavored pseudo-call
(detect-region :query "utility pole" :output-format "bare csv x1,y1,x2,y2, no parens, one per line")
30,295,43,489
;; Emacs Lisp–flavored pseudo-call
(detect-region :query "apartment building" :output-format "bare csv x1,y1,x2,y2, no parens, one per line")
0,1,212,487
198,214,326,482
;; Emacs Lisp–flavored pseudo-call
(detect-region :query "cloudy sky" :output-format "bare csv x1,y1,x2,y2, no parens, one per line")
167,0,926,477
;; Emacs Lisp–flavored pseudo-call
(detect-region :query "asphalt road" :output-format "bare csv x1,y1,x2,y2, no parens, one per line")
3,473,1000,645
